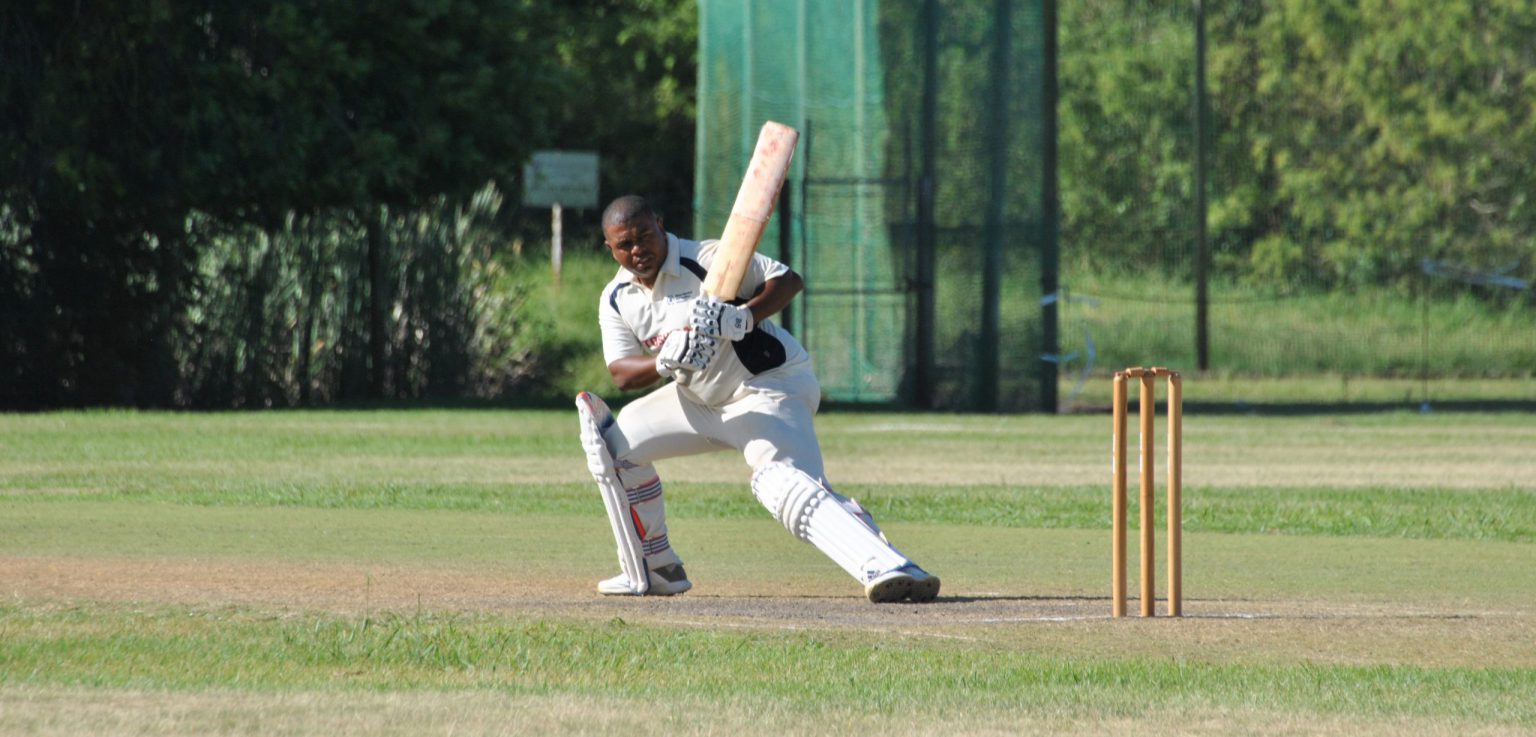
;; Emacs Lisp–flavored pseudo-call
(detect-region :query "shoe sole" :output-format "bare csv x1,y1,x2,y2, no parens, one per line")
655,581,692,596
866,573,941,604
596,580,693,597
866,575,913,603
906,575,941,603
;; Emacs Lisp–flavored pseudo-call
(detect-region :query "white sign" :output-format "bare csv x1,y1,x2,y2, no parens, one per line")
522,150,599,209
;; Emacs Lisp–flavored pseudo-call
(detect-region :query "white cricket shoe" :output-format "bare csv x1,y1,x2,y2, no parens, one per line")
597,563,693,596
864,564,941,603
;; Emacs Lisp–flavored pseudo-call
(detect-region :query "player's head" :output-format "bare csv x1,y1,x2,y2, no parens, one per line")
602,195,666,285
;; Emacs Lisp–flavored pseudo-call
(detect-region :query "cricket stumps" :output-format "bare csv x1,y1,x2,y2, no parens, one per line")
1111,367,1182,618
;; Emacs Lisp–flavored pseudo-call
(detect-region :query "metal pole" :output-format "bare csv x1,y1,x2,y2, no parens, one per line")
1040,0,1060,413
1194,0,1210,371
694,0,710,236
786,0,806,337
978,0,1010,411
915,0,939,408
854,0,869,398
778,181,793,332
742,0,755,188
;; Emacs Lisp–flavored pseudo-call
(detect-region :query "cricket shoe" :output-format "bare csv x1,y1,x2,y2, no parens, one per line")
864,564,941,604
597,563,693,596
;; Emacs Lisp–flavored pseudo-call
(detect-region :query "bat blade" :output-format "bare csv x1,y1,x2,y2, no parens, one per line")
701,121,799,300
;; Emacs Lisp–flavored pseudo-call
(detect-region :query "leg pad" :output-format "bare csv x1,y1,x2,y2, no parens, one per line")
751,462,909,584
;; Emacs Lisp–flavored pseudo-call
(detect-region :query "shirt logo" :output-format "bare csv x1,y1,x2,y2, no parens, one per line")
665,292,693,304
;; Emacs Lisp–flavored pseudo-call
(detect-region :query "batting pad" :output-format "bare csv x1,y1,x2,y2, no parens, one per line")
576,392,648,595
751,462,910,584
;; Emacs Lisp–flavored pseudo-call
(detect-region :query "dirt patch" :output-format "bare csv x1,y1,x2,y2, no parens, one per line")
2,554,1103,624
2,554,1519,628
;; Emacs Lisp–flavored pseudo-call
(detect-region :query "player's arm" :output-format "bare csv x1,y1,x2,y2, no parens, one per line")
600,290,667,391
607,355,662,391
743,269,803,324
602,303,716,391
609,330,716,390
692,249,802,341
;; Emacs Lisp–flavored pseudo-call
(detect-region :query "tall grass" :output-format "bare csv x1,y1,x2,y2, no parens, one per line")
179,185,526,407
167,213,1535,409
499,245,627,402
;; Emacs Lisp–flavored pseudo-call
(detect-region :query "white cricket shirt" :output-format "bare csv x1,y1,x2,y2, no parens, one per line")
599,232,812,406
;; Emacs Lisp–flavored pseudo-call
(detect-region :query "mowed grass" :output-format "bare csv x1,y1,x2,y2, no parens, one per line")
5,409,1533,539
1,408,1534,735
3,604,1532,735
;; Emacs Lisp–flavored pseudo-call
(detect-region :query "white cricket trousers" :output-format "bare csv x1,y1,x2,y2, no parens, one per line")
597,366,827,571
604,366,828,482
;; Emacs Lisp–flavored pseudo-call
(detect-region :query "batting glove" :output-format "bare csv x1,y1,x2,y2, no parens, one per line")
655,329,718,383
690,296,754,341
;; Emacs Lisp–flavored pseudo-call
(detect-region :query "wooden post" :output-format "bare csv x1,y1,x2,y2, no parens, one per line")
1114,367,1184,618
1168,372,1184,616
1111,372,1128,617
1139,371,1156,617
551,202,563,285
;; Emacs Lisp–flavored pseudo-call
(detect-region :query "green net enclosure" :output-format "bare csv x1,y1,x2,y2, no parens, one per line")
697,0,1058,411
1053,2,1536,410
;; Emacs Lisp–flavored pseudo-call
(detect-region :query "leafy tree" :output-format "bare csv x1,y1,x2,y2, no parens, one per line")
0,0,559,406
1054,0,1536,297
541,0,698,231
1058,1,1196,275
1216,0,1536,291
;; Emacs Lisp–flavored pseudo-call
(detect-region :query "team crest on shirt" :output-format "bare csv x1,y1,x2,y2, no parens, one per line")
643,330,685,350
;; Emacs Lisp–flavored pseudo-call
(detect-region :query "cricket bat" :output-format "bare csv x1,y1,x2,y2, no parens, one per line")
701,121,799,300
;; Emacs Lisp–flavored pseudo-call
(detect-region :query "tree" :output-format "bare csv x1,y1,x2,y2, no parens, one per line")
0,0,560,406
1218,0,1536,291
543,0,698,229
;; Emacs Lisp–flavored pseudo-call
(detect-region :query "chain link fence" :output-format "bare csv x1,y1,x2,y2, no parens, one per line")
700,0,1535,411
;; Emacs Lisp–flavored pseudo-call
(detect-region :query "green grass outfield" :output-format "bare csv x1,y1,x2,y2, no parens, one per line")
1,408,1533,736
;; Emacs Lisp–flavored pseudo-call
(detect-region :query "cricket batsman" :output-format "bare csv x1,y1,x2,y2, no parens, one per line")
575,194,940,603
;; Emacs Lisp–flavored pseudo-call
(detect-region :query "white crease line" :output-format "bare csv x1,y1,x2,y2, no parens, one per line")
895,630,982,642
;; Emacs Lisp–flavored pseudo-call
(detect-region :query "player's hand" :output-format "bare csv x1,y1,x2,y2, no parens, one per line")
655,329,717,383
690,296,754,342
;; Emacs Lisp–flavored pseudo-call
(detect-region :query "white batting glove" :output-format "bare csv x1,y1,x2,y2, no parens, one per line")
655,329,717,383
654,330,689,381
690,296,754,341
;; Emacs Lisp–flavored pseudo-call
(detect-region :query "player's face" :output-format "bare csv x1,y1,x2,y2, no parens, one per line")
604,213,667,286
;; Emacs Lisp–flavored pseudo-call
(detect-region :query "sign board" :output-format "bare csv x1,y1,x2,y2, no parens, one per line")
522,150,599,209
